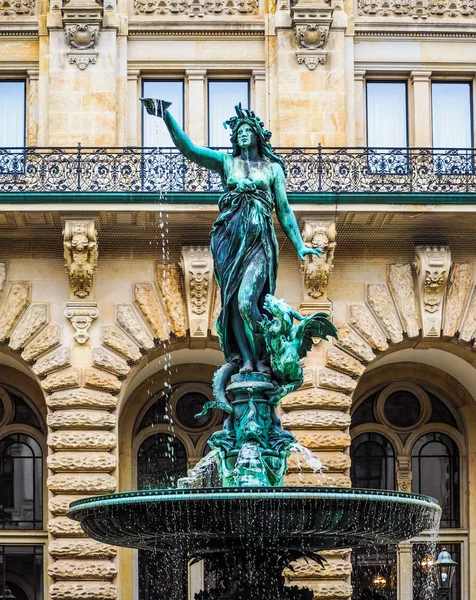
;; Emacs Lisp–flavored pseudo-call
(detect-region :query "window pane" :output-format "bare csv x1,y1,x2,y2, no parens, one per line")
0,546,43,600
208,81,249,147
351,546,397,600
0,82,25,147
0,434,43,530
432,83,472,148
143,80,184,147
137,433,187,490
351,433,395,490
367,82,407,148
412,433,460,528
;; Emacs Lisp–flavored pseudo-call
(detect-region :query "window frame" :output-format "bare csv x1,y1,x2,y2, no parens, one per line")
431,80,474,150
365,79,409,150
0,79,26,149
207,78,251,148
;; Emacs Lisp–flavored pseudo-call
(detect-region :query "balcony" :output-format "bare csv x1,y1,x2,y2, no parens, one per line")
0,146,475,201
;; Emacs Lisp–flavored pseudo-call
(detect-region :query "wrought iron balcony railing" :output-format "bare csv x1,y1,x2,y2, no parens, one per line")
0,146,476,195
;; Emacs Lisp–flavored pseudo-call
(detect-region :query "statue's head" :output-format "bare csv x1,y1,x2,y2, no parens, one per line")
225,104,286,175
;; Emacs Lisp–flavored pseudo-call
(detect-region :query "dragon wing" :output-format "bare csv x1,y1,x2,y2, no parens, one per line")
295,312,338,359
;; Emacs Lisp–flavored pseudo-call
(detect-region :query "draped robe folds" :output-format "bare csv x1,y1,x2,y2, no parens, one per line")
210,186,278,364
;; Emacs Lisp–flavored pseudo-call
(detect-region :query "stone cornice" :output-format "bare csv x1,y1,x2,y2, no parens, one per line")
0,21,39,37
355,20,476,38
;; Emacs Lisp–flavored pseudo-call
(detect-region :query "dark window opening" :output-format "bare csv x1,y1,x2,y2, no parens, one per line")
0,546,43,600
351,433,395,491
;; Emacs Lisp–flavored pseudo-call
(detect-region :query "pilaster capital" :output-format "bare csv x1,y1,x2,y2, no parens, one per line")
27,69,40,80
252,69,266,83
127,69,140,81
186,69,207,82
411,70,432,83
354,69,366,82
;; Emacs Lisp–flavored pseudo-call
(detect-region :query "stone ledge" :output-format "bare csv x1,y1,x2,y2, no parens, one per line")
48,431,117,450
282,410,351,430
47,452,116,472
48,473,117,494
48,411,116,431
282,389,352,412
49,540,117,559
47,389,117,410
284,473,351,488
48,560,117,580
50,582,117,600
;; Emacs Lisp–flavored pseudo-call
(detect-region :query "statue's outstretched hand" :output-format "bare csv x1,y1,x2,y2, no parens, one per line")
140,98,171,119
298,247,324,261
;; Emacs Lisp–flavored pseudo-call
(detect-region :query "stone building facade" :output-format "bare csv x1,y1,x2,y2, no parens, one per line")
1,0,476,599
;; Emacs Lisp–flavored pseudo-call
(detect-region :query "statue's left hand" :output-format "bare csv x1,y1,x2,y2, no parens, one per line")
298,247,324,261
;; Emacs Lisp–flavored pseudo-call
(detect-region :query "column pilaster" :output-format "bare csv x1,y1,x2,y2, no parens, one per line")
411,71,432,147
186,69,207,146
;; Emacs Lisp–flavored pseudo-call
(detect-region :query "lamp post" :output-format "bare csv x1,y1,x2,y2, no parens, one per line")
433,548,457,597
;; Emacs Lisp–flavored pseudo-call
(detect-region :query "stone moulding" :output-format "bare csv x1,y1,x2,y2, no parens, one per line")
292,0,334,69
133,0,258,16
357,0,476,18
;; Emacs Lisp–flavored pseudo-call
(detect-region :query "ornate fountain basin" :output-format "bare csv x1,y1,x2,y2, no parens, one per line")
68,486,440,553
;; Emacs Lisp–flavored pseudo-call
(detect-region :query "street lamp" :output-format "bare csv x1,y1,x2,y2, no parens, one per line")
433,548,457,596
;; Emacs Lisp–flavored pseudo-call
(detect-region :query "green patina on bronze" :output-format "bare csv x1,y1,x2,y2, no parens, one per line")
141,98,338,487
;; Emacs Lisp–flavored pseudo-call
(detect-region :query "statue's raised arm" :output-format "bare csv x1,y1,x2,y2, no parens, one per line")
141,98,225,174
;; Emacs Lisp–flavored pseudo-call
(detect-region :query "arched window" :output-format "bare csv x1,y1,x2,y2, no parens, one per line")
351,433,396,490
137,433,188,600
137,433,188,490
412,433,460,528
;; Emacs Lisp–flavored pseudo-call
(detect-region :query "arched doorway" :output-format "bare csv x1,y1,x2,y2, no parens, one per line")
119,359,224,600
0,363,46,600
350,360,468,600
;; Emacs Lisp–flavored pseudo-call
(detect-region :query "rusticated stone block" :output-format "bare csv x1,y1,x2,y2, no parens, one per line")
48,473,116,494
285,558,351,579
0,281,30,342
42,368,81,393
48,560,117,580
388,263,420,339
366,284,403,344
444,263,473,338
459,289,476,342
48,516,86,538
102,325,142,362
9,303,48,350
47,411,115,431
284,473,351,488
133,283,169,341
22,324,61,361
0,262,6,292
48,431,117,450
318,369,357,394
84,368,122,394
281,389,352,412
294,431,351,451
50,583,117,600
281,410,351,430
156,263,187,338
46,389,117,410
288,452,350,473
349,305,388,351
49,539,117,559
93,347,130,377
304,582,352,598
47,452,116,472
326,348,365,377
116,304,155,350
49,495,86,515
33,348,71,376
336,324,375,363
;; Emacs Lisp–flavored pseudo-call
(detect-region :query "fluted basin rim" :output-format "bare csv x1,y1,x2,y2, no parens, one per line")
68,486,441,514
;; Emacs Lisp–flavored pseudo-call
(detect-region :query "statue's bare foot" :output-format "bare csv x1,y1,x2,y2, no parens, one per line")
257,360,271,375
240,361,254,374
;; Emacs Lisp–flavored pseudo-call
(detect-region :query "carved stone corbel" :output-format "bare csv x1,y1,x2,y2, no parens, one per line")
414,246,451,338
180,247,214,339
65,301,99,344
396,456,412,493
301,219,336,302
292,0,334,69
63,220,98,298
62,0,103,70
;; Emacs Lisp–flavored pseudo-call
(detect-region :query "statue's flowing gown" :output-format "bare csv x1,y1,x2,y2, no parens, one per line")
211,179,279,363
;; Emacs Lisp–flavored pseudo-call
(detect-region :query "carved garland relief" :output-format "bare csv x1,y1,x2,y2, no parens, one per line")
134,0,258,16
357,0,476,17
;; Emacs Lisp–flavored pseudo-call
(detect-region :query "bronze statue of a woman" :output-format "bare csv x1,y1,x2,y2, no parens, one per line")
141,98,337,486
142,100,322,371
